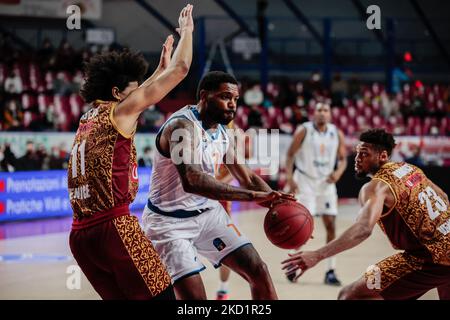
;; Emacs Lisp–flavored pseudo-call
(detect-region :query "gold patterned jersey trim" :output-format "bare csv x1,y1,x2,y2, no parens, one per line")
109,102,137,139
112,215,171,297
372,177,398,218
94,99,111,104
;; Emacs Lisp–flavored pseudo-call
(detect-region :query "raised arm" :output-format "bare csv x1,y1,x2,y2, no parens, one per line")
138,35,174,88
113,4,194,134
285,126,306,193
282,179,391,281
161,118,292,205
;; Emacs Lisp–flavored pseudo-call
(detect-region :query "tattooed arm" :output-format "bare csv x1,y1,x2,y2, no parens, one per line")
159,118,292,205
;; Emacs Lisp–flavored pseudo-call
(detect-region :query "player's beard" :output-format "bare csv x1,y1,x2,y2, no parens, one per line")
355,162,380,180
355,170,368,180
207,99,234,125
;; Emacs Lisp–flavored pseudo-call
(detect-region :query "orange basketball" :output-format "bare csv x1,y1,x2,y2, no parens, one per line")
264,201,314,249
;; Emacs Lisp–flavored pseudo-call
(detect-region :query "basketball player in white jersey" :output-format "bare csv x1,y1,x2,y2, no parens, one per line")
285,102,347,285
142,71,294,300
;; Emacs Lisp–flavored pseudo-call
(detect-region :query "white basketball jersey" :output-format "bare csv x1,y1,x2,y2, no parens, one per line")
148,105,230,212
294,121,339,179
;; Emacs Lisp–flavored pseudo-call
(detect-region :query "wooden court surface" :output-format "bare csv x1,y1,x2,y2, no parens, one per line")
0,203,438,300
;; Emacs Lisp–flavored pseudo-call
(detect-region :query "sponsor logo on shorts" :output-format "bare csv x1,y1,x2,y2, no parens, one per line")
213,238,227,251
366,265,381,290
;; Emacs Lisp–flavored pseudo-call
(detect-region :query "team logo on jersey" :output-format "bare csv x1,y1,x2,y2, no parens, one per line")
213,238,227,251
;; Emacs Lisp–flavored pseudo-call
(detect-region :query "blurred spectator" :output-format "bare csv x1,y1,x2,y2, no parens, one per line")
138,146,154,168
0,143,17,172
36,143,48,169
56,39,76,72
53,72,73,96
247,104,263,128
279,107,294,134
390,144,404,163
3,99,23,130
243,84,264,107
289,105,307,128
276,78,296,108
43,103,58,131
380,91,400,119
4,70,23,95
331,73,348,107
347,75,361,99
37,38,55,71
48,146,66,170
16,141,42,171
304,71,323,100
72,70,85,93
404,144,425,168
392,66,410,94
59,142,69,161
411,91,427,118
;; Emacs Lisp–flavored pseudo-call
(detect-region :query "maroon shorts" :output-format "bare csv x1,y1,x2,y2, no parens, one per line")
70,210,173,300
365,252,450,300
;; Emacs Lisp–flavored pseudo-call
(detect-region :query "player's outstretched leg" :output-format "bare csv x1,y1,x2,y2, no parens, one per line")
338,276,383,300
173,273,208,300
222,244,277,300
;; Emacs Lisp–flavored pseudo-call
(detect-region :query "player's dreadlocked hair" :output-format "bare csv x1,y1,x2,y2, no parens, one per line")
359,129,396,156
196,71,238,100
80,49,148,103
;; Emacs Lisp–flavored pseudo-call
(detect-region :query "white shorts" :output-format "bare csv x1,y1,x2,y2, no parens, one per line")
293,170,338,216
142,203,251,283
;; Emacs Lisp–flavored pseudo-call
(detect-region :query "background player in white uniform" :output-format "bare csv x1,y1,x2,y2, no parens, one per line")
142,71,294,300
285,102,347,285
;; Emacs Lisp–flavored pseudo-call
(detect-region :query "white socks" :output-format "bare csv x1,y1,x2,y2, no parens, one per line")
218,281,229,293
327,257,336,271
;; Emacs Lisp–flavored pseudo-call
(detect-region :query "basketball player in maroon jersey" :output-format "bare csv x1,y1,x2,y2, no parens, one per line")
282,129,450,300
68,4,194,300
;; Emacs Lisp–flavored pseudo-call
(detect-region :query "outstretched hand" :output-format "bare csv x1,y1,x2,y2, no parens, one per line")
255,191,296,208
176,4,194,35
158,35,174,70
281,251,322,282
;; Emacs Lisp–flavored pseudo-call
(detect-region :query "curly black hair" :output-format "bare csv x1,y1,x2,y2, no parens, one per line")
359,129,396,156
196,71,238,100
80,50,148,103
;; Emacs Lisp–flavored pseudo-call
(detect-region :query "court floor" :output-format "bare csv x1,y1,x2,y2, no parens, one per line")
0,202,439,300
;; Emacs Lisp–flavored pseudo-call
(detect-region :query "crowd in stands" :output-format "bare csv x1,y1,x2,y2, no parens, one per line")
1,36,449,171
234,72,449,136
0,140,68,172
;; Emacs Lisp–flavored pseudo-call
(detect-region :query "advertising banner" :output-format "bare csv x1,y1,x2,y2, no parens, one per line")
0,168,151,222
